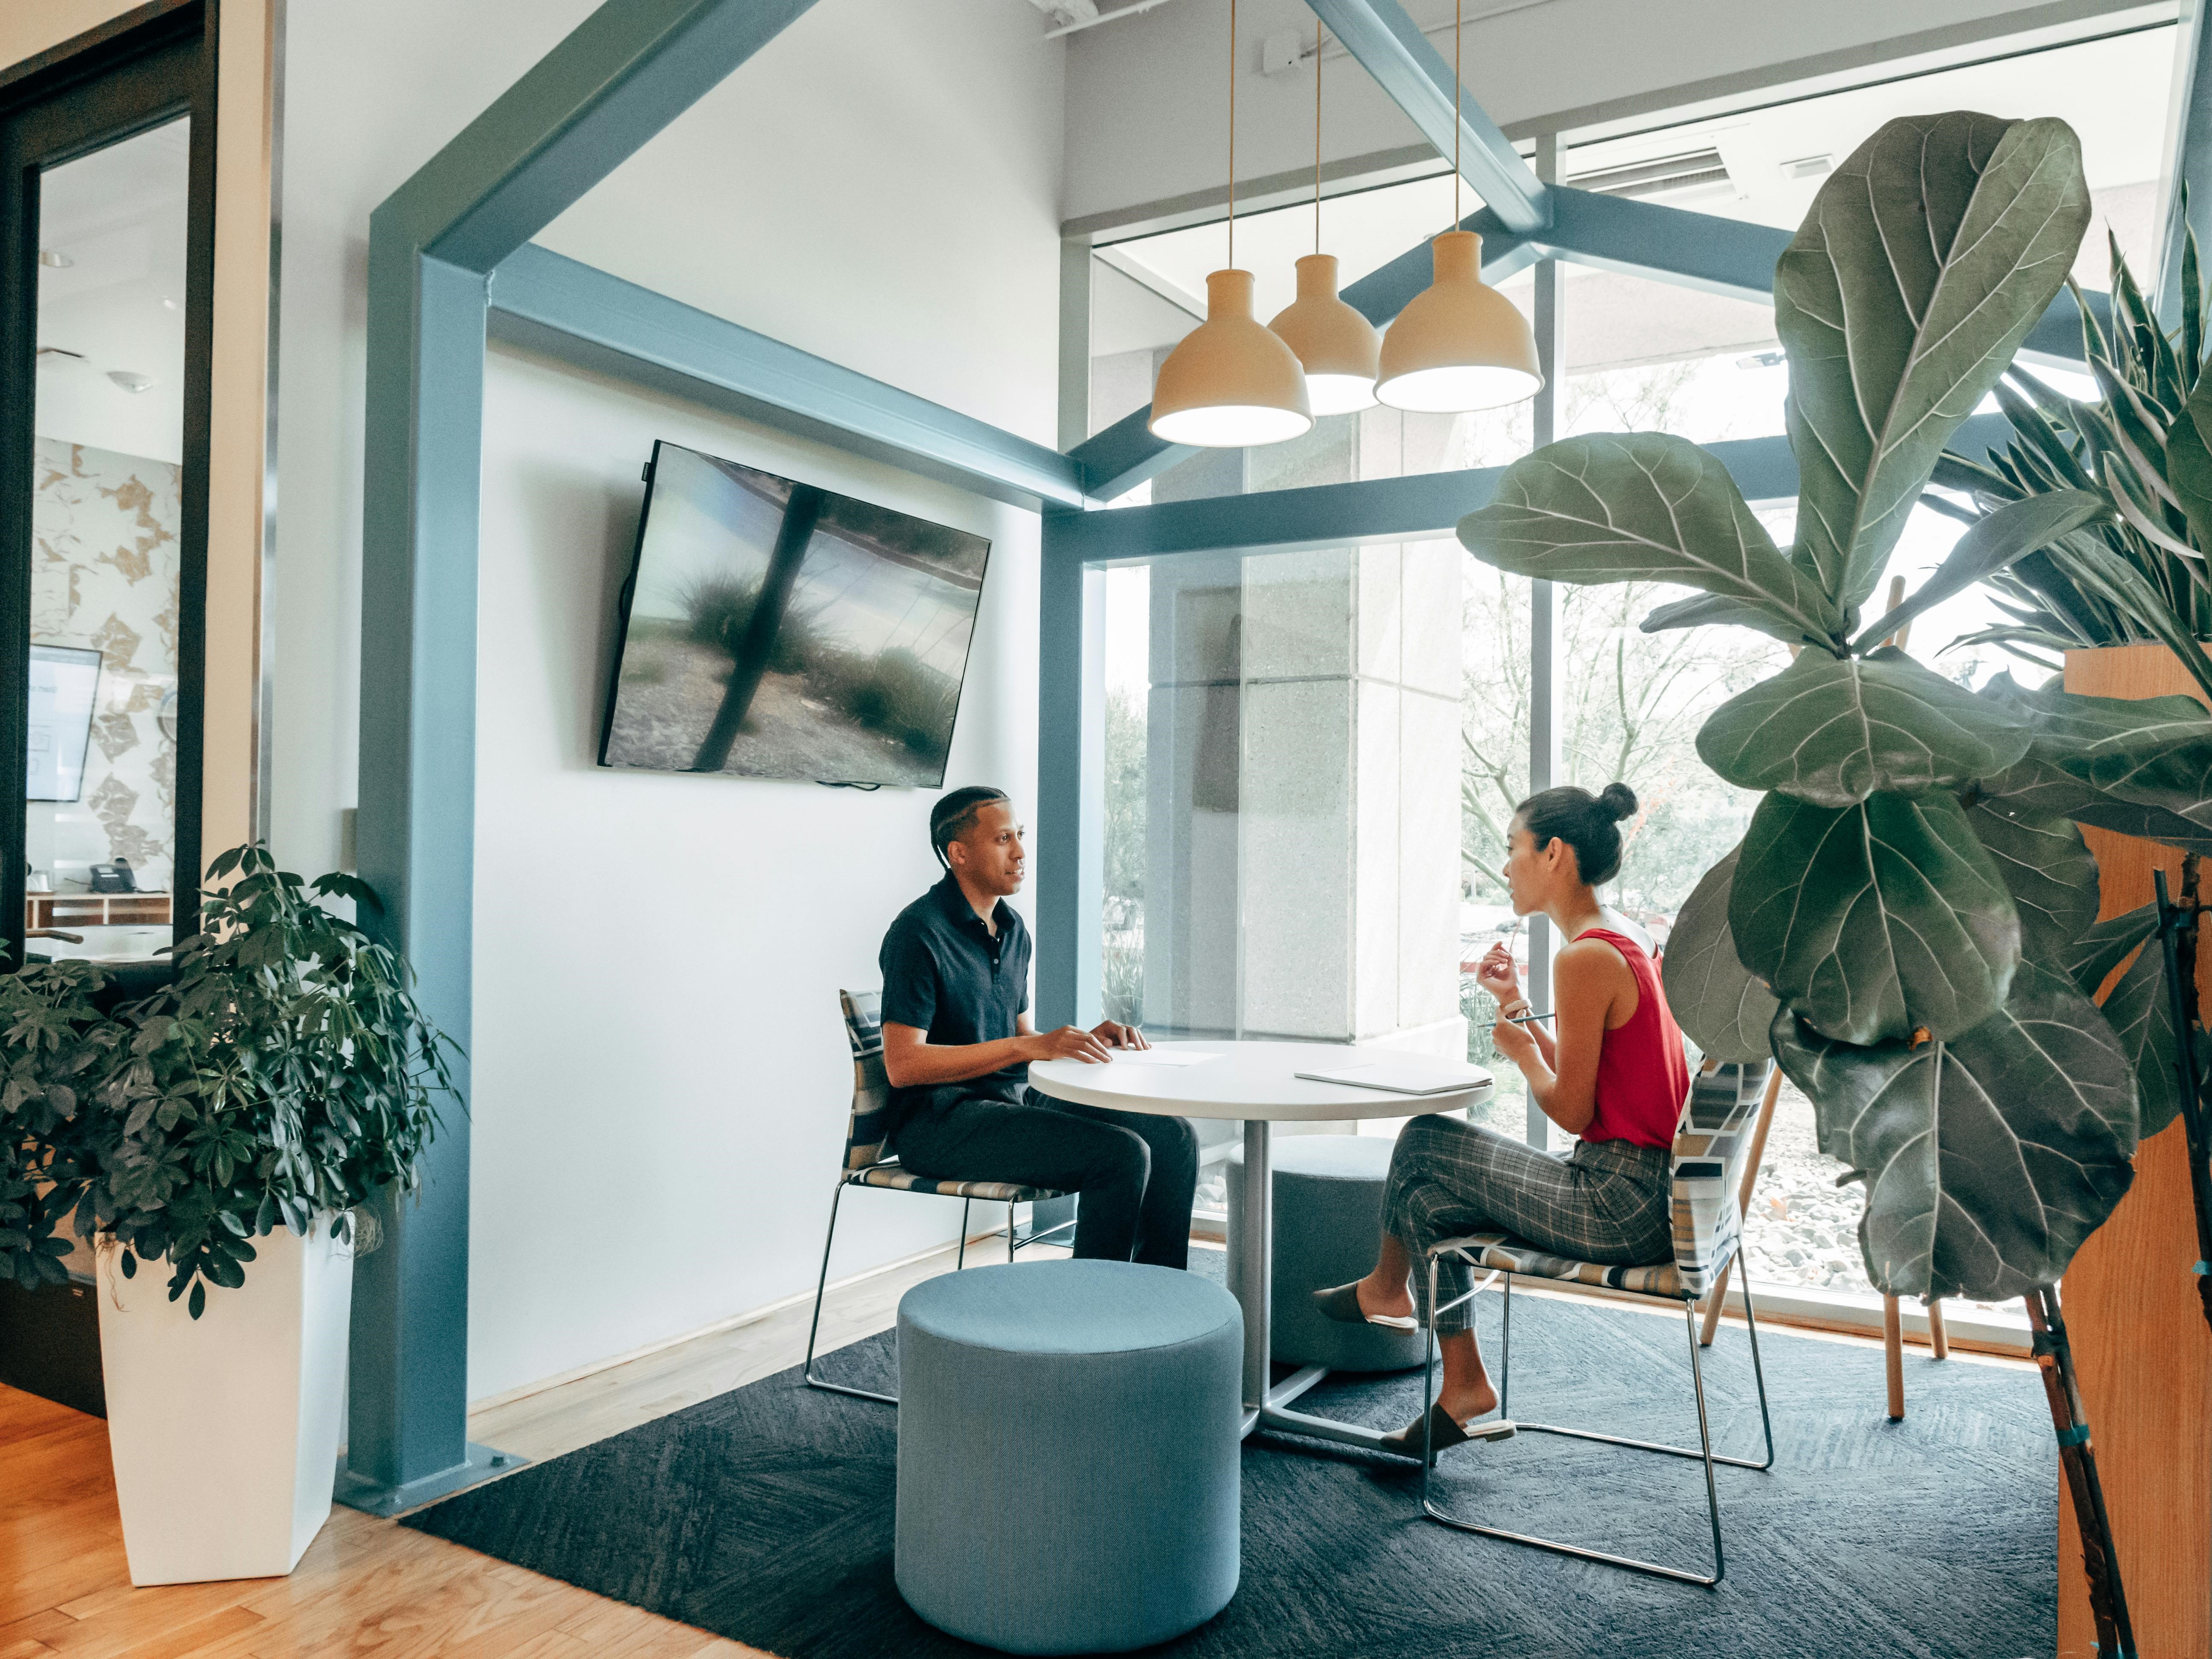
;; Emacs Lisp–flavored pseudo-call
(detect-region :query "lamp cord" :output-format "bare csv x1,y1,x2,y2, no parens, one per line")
1314,20,1324,256
1453,0,1462,230
1228,0,1236,271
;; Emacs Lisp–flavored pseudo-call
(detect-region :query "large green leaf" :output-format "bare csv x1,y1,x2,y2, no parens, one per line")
1697,647,2032,805
1845,490,2109,653
1732,789,2019,1043
1961,799,2099,962
2098,936,2183,1138
1659,849,1778,1065
2061,903,2157,998
2162,367,2212,548
1977,756,2212,852
1977,670,2212,847
1457,432,1848,647
1770,962,2137,1300
1639,592,1825,650
1775,113,2092,610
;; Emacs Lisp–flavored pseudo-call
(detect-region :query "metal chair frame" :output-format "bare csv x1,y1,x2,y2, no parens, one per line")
802,1166,1076,1406
1417,1251,1775,1586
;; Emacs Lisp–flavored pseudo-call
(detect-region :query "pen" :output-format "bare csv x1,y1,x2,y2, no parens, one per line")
1500,1011,1555,1025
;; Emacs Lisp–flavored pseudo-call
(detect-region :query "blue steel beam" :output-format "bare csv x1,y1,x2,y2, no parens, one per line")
1303,0,1549,233
1043,413,2020,566
1033,562,1105,1029
489,245,1086,511
1537,186,2110,356
352,0,820,1513
2159,0,2212,321
381,0,821,273
1062,186,2096,501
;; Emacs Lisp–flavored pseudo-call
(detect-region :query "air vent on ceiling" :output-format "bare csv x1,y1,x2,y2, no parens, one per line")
1568,147,1732,201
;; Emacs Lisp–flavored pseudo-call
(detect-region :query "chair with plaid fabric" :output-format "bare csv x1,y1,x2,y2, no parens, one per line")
802,988,1075,1405
1415,1058,1777,1586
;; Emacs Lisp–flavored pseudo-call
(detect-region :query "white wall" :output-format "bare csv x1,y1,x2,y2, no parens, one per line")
1060,0,2164,225
271,0,1064,1401
471,347,1039,1400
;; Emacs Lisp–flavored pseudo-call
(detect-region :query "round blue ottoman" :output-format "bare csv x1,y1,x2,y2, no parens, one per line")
895,1260,1242,1654
1226,1133,1426,1373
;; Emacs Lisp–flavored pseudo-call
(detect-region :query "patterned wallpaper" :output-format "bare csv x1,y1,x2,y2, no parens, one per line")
29,436,179,893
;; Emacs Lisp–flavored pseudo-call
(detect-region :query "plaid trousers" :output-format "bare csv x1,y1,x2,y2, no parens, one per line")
1383,1114,1672,1334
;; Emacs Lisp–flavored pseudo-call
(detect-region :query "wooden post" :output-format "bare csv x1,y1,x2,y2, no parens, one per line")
1927,1299,1949,1362
1883,1295,1905,1422
2059,641,2212,1659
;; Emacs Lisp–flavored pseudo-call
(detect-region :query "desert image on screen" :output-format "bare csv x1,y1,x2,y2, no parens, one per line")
602,443,990,787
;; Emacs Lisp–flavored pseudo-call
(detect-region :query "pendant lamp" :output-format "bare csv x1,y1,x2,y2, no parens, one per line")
1267,23,1380,416
1374,0,1542,414
1148,0,1311,449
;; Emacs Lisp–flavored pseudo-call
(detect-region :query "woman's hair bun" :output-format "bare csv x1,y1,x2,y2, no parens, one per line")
1514,783,1636,886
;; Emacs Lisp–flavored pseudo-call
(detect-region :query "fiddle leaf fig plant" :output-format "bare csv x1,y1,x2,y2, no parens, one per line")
0,844,453,1317
1455,108,2212,1306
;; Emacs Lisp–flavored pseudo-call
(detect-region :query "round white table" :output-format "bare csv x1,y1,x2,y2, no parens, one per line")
1029,1039,1493,1452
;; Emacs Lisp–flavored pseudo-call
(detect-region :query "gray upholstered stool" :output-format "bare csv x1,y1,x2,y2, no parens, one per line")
1227,1133,1425,1373
895,1260,1243,1654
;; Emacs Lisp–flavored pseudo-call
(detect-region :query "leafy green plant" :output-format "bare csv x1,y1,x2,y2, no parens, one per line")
0,845,454,1317
1455,110,2212,1306
1942,212,2212,703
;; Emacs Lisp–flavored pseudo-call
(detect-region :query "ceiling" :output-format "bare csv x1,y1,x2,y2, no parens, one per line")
1097,19,2178,362
34,116,191,466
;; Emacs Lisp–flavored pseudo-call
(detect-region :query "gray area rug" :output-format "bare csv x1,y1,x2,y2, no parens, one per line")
404,1263,2054,1657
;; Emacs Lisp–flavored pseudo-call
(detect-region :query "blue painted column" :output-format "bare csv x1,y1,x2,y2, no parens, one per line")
1034,532,1102,1030
342,0,826,1514
346,247,488,1506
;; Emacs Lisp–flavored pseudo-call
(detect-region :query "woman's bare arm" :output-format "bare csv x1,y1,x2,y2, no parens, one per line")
1518,939,1636,1136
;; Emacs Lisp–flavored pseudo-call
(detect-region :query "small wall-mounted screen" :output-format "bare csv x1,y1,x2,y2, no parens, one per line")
600,441,990,787
28,643,102,804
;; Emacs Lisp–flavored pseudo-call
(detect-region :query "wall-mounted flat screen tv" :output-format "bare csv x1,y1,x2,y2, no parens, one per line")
27,643,101,803
600,441,991,787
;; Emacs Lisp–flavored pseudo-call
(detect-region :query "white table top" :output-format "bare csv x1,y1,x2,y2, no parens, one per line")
1028,1039,1494,1122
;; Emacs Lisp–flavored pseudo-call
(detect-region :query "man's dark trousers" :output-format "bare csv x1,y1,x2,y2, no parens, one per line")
890,1088,1199,1269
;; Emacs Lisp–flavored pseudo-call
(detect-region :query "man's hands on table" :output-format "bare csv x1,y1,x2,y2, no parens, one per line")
1026,1020,1150,1064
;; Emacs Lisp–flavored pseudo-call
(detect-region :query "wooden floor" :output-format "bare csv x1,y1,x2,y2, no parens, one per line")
2,1237,1994,1659
0,1231,1073,1659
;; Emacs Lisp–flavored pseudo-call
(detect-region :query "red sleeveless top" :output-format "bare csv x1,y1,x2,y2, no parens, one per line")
1578,927,1689,1150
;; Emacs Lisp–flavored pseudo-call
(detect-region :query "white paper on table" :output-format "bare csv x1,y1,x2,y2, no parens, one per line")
1101,1049,1219,1067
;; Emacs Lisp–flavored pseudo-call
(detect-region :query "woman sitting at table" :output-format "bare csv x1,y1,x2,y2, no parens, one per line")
1313,781,1688,1460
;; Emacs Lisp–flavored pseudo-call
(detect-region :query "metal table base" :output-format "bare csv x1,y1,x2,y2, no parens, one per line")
1234,1118,1400,1453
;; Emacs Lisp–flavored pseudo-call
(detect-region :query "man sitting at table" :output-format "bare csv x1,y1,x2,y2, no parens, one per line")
877,785,1199,1268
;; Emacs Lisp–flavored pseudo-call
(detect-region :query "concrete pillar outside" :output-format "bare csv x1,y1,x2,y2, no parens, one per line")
1140,416,1465,1064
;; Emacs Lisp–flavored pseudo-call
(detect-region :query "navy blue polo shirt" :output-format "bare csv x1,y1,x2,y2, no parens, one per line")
878,872,1032,1128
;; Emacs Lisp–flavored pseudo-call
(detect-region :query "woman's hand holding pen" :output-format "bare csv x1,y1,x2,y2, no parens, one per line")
1476,939,1522,1008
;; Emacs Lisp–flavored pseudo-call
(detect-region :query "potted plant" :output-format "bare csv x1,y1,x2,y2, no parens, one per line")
1456,111,2212,1651
0,845,452,1585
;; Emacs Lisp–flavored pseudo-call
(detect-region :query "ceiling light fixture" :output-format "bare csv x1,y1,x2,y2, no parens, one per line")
1374,0,1542,414
1266,20,1380,417
107,370,155,394
1148,0,1311,449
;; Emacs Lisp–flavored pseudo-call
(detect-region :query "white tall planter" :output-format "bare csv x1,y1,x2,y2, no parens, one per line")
95,1215,354,1585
